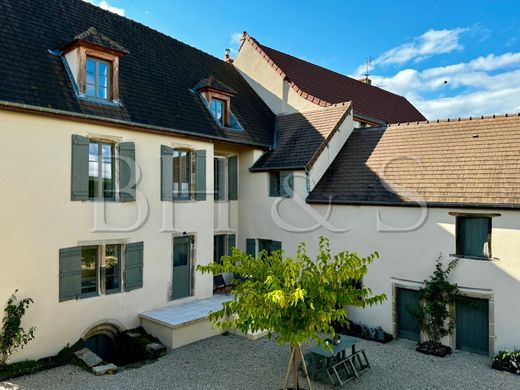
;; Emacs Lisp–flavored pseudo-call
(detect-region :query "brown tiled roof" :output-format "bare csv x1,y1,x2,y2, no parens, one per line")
251,102,352,171
244,34,426,124
308,114,520,208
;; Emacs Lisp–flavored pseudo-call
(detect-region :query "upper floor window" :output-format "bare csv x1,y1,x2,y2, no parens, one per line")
86,57,111,100
269,171,294,198
456,216,492,259
173,149,192,200
89,140,115,200
211,98,226,126
214,156,226,200
81,244,122,297
213,155,238,201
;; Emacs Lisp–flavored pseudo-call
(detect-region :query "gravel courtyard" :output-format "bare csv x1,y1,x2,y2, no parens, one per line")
2,334,519,390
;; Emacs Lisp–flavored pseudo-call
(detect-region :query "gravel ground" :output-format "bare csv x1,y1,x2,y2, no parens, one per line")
2,335,519,390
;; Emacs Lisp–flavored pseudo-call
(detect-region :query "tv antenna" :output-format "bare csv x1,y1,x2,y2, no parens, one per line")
364,56,372,79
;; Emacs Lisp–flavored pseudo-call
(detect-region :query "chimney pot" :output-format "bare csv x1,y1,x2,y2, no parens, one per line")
224,48,233,63
358,77,372,85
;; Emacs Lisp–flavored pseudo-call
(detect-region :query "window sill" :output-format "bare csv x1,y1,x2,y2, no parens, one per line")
449,254,500,261
78,95,123,107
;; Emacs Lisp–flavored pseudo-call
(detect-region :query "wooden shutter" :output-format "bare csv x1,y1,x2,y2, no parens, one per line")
125,242,144,291
59,246,82,302
280,171,294,198
161,145,174,201
119,142,136,202
246,239,256,257
195,150,206,201
271,240,282,252
71,134,89,201
228,156,238,200
227,234,236,256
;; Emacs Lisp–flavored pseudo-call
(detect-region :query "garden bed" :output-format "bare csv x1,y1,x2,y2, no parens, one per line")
492,350,520,375
333,321,393,344
416,341,452,357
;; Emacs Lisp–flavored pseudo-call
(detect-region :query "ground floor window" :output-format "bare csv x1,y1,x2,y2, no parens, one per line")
257,239,282,255
81,244,123,297
213,234,236,263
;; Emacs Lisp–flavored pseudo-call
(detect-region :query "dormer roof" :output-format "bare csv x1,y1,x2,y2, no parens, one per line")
60,27,129,56
194,76,237,96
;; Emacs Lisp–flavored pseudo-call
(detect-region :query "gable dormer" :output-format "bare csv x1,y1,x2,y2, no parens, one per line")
60,27,128,102
194,76,241,129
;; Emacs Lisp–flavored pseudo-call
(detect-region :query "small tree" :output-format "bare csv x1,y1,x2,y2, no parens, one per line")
198,237,385,389
0,290,36,367
413,256,459,347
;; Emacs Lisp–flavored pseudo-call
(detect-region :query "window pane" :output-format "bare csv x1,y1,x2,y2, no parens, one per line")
86,72,95,85
86,59,96,74
98,86,108,99
214,235,226,263
81,246,98,295
98,62,108,77
89,143,99,198
173,150,191,199
105,245,120,292
211,99,225,125
86,84,96,97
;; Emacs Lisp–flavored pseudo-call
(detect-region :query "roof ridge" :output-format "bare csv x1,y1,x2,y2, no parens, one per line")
388,112,520,127
275,101,352,117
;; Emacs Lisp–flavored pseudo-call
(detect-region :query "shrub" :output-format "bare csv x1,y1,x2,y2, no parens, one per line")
0,290,36,367
492,350,520,374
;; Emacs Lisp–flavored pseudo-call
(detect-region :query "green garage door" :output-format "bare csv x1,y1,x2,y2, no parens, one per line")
456,297,489,355
397,288,421,341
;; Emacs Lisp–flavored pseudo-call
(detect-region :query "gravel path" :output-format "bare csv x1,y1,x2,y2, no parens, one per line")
2,335,519,390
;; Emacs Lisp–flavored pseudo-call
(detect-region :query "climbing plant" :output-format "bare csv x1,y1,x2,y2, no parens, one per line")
412,256,459,346
197,236,385,389
0,290,36,367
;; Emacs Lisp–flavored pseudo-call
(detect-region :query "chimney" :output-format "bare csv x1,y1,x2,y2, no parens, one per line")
359,77,372,85
224,48,233,63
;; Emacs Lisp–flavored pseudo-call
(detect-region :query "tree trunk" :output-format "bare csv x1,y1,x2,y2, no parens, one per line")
282,344,312,390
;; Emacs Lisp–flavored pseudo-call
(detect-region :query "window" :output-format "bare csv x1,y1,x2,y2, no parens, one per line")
269,171,294,198
214,157,226,201
214,234,236,263
257,239,282,255
88,140,115,200
173,149,192,200
210,98,226,126
86,57,111,100
81,244,123,297
456,216,492,259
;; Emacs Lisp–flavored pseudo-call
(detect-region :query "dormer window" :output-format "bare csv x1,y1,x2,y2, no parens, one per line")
86,57,111,100
210,98,226,126
193,76,242,130
60,27,128,104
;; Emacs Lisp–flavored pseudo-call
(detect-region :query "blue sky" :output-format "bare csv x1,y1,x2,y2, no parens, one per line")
85,0,520,120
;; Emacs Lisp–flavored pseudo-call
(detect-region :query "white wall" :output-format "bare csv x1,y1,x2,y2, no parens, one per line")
238,153,520,352
0,110,243,361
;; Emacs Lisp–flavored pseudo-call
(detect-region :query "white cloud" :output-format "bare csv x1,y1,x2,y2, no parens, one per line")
368,51,520,120
82,0,125,16
228,32,243,55
355,28,467,76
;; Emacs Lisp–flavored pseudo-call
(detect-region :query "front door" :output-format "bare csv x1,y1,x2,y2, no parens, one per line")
456,296,489,355
397,288,421,341
172,236,192,299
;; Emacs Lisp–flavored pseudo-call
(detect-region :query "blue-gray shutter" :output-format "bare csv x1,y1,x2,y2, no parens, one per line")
280,171,294,198
71,134,89,201
228,156,238,200
246,239,256,257
459,217,490,258
271,240,282,252
195,150,206,201
119,142,136,202
161,145,174,201
227,234,236,255
125,242,144,291
59,246,82,302
269,172,279,197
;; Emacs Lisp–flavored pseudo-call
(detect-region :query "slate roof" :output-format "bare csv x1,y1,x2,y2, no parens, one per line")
0,0,274,147
63,26,129,54
308,114,520,208
193,76,237,95
244,34,426,124
251,103,352,171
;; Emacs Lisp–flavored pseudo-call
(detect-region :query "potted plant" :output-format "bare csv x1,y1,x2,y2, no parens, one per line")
412,256,458,357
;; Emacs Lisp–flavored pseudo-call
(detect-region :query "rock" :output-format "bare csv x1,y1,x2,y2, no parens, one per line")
145,342,167,358
92,363,118,376
74,348,103,368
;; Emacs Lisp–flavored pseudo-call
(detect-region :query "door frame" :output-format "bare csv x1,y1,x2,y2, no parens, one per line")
171,232,196,300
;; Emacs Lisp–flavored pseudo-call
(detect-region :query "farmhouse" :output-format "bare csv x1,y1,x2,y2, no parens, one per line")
0,0,518,361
